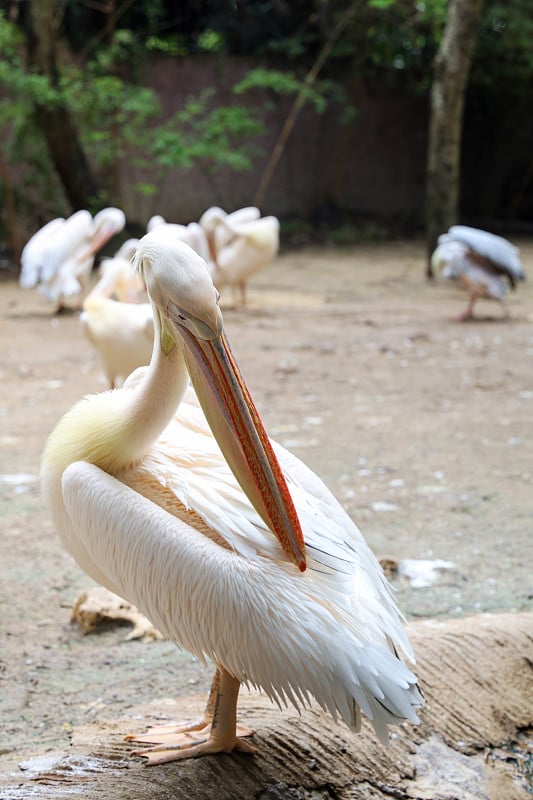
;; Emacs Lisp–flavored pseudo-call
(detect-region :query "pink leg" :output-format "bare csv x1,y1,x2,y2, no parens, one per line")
456,292,478,321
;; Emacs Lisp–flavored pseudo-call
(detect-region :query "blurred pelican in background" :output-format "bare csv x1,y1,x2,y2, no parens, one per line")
199,206,279,307
80,241,153,389
20,208,126,311
147,215,214,270
432,225,525,321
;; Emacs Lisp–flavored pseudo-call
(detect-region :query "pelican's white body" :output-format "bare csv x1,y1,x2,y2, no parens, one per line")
80,244,153,388
41,235,421,747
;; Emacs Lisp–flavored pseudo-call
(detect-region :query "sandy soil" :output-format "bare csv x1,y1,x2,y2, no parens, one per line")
1,241,532,793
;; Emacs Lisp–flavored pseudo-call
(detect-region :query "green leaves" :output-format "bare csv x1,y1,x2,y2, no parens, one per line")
234,68,331,114
151,89,264,174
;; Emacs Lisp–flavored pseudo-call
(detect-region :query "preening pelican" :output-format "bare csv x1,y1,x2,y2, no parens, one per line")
20,208,126,310
80,249,153,389
199,206,278,306
41,234,422,765
199,206,261,255
432,225,525,320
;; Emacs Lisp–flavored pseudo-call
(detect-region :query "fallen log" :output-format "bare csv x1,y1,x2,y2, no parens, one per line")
10,613,533,799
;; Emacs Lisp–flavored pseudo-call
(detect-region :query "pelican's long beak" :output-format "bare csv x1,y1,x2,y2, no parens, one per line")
77,222,121,265
179,324,306,572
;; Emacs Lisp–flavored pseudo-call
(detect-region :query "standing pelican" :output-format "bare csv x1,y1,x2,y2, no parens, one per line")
199,206,261,256
432,225,525,320
41,234,422,765
199,206,278,306
20,208,126,311
80,248,153,389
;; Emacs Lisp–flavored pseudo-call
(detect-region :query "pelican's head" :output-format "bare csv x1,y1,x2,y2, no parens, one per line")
136,232,222,348
80,208,126,263
134,232,306,572
432,238,469,279
146,214,166,232
198,206,226,235
93,207,126,240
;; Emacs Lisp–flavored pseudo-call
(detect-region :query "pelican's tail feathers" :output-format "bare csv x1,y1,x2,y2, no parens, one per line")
330,641,423,743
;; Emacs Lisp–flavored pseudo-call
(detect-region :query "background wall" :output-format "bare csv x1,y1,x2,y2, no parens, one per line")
121,55,429,232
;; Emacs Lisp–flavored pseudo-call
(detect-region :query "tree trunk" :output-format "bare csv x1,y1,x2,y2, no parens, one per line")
253,1,359,209
26,0,100,211
0,145,24,259
425,0,484,277
7,613,532,799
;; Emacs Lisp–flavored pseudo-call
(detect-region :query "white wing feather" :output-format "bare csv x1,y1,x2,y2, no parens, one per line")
62,461,422,741
118,396,414,662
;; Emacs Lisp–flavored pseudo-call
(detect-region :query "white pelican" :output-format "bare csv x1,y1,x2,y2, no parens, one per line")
111,238,141,269
80,244,153,388
432,225,526,320
19,216,66,287
147,215,214,269
41,234,422,765
147,214,188,236
199,206,279,306
199,206,261,256
20,207,126,310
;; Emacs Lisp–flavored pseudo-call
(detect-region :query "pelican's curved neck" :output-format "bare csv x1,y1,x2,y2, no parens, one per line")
41,304,190,531
125,310,189,461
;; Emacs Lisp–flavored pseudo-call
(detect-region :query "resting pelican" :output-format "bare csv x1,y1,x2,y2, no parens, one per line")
41,234,422,765
199,206,279,307
20,208,126,310
432,225,525,320
80,249,153,389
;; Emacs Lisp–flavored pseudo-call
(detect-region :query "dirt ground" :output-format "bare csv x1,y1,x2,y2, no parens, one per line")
1,240,532,797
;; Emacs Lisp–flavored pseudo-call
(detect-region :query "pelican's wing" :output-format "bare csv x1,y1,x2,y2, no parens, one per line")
218,215,279,247
39,258,84,302
448,226,525,280
184,222,213,265
62,460,421,737
132,401,287,564
40,210,93,284
272,440,414,659
125,399,411,659
214,218,280,287
20,218,65,289
226,206,261,225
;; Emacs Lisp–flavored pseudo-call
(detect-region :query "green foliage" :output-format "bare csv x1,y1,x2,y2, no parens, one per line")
2,0,531,229
346,0,446,91
234,68,330,113
474,0,533,90
197,29,225,53
0,13,64,219
151,89,264,182
0,4,349,219
145,34,190,56
65,70,160,167
148,62,353,201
